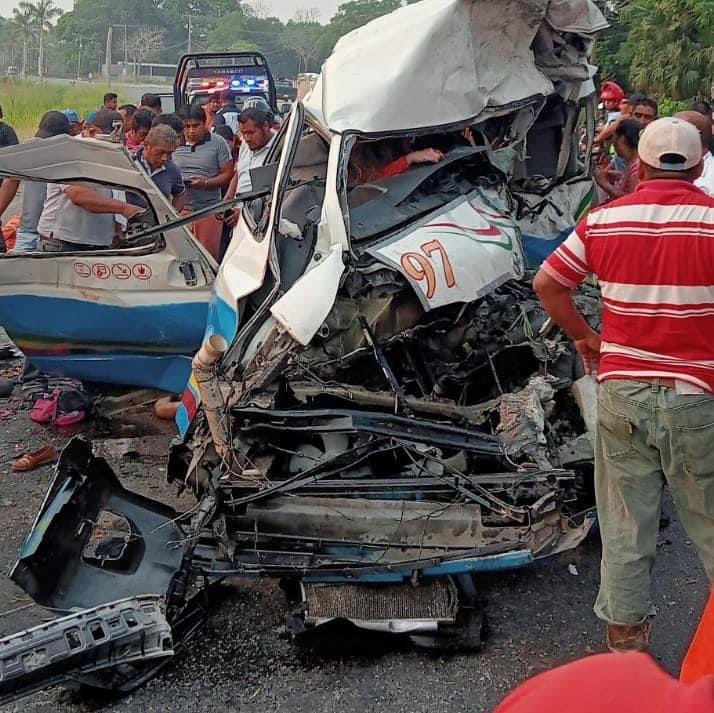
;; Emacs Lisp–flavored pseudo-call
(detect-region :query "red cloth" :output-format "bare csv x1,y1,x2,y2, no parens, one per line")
543,179,714,391
123,133,144,155
191,214,222,261
375,155,410,180
1,214,20,251
682,591,714,684
494,653,714,713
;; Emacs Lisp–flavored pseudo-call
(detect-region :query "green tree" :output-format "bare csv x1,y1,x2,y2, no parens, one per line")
622,0,714,99
0,17,21,74
243,11,297,79
161,0,241,57
11,4,36,77
281,12,323,73
55,0,167,73
28,0,62,78
205,9,254,51
592,0,631,87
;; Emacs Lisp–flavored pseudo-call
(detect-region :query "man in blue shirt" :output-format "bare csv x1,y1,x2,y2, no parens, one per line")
131,125,186,211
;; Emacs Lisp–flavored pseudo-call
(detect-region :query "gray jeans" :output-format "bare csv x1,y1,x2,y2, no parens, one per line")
594,379,714,625
41,237,99,252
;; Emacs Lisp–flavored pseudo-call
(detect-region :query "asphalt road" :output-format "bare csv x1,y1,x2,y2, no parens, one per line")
0,337,708,712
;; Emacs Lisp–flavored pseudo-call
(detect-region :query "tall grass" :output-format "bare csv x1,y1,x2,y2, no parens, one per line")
0,80,116,137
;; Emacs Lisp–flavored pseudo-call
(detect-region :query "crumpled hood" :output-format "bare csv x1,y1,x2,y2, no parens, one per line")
304,0,607,135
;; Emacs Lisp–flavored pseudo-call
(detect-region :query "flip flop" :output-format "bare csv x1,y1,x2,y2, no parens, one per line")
11,445,57,472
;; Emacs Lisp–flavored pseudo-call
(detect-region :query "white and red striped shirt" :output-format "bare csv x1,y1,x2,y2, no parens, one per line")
543,179,714,392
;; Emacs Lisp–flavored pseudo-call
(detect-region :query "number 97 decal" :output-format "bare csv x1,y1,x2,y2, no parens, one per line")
400,239,456,299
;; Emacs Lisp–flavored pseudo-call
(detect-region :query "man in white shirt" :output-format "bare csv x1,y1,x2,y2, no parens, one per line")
38,184,144,251
676,110,714,195
234,108,276,197
224,108,276,233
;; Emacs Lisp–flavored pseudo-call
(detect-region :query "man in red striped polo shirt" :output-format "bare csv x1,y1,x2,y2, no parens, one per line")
534,117,714,654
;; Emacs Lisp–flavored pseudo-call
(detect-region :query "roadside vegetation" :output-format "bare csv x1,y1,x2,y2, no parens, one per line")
0,79,113,135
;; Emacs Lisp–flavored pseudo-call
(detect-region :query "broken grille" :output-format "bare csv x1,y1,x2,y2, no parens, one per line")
304,579,459,624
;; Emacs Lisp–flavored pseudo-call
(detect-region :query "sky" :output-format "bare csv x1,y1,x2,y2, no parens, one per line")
0,0,344,21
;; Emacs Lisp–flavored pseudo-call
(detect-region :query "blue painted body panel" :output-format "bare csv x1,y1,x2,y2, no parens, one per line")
0,295,208,349
303,550,534,584
521,228,571,268
0,294,209,392
30,354,194,393
203,293,239,344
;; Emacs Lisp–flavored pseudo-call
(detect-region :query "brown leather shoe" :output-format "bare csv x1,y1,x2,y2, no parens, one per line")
606,620,652,653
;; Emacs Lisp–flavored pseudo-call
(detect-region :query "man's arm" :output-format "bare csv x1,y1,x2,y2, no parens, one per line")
206,161,234,190
64,185,145,219
225,169,238,200
172,192,187,212
0,179,20,219
533,269,601,373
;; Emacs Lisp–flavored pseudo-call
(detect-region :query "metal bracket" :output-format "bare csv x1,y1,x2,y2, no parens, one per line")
0,595,173,705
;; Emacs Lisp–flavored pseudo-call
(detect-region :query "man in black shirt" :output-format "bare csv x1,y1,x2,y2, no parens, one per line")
0,104,19,150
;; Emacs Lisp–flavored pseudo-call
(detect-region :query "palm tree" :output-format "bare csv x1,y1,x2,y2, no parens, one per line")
29,0,62,78
11,4,35,78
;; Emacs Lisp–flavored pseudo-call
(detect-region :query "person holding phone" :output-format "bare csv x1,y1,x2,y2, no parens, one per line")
173,105,234,260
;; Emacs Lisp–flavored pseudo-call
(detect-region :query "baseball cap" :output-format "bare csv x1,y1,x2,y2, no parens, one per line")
36,111,71,138
62,108,80,123
639,117,703,171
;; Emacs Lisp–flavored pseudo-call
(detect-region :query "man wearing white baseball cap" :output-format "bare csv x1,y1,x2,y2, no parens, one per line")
533,117,714,653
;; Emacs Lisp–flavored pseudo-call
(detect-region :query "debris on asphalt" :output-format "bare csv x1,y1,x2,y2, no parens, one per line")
10,445,57,472
0,376,14,398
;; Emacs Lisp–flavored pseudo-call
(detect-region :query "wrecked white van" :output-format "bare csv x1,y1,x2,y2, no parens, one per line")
0,0,607,702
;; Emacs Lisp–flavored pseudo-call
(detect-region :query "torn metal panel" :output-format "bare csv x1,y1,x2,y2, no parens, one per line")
515,178,596,266
305,0,605,134
497,376,556,467
11,438,188,611
0,136,217,391
366,192,524,311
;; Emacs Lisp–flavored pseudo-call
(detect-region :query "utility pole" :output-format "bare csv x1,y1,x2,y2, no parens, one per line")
77,36,83,78
187,14,192,53
105,25,112,85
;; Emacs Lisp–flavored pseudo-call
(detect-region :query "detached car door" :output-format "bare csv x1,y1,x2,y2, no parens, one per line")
0,136,217,392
